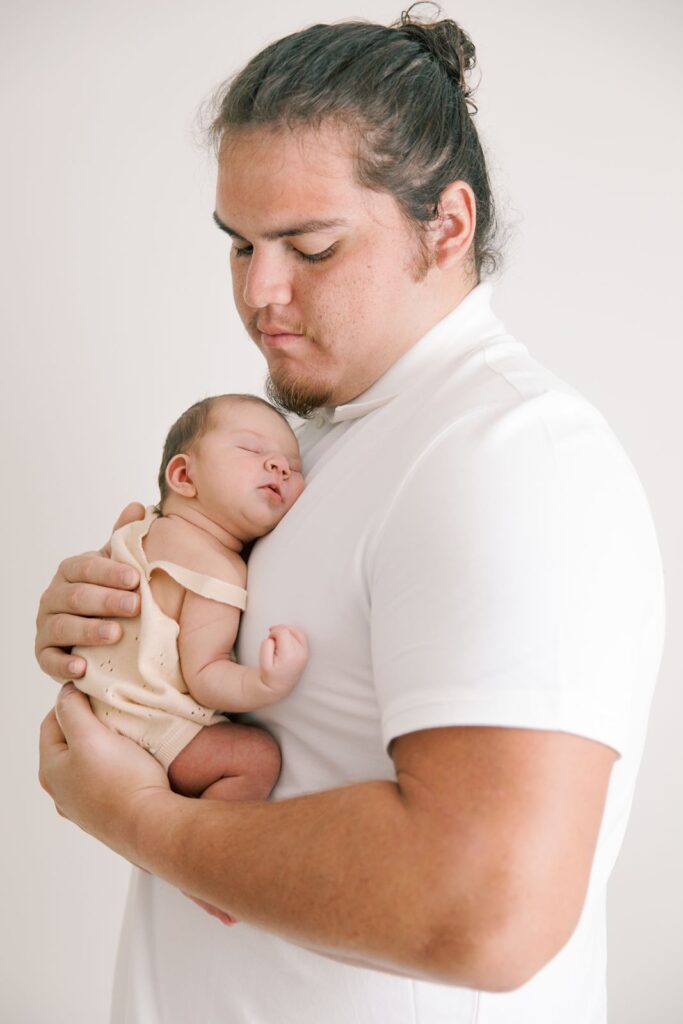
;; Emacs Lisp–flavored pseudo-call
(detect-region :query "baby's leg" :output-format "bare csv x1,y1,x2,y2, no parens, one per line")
167,720,281,802
168,721,281,927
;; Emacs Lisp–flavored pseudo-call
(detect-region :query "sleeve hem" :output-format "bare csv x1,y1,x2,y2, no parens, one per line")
382,692,627,758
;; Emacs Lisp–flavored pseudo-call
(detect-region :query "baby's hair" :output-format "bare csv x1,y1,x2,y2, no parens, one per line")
156,393,291,509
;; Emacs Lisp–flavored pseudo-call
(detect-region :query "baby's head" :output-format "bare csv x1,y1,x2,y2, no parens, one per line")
157,394,304,542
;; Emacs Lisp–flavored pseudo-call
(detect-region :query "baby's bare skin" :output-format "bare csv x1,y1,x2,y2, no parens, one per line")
142,511,308,716
139,511,301,808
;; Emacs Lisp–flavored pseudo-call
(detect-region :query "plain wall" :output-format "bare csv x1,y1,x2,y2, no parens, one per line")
2,0,681,1020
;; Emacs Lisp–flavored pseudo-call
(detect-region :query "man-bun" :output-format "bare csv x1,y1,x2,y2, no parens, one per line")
395,3,479,110
395,3,475,100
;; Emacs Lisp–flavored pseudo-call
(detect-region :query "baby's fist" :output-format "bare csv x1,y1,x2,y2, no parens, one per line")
259,625,308,697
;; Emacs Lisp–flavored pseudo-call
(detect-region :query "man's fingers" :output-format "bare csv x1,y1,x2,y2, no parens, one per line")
39,706,67,753
35,552,140,682
56,553,140,595
38,707,67,795
43,611,124,651
183,892,240,926
35,568,140,682
37,647,87,684
48,580,140,621
102,503,146,555
36,609,127,682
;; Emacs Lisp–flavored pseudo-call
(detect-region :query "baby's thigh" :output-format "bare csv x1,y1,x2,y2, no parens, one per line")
168,721,281,800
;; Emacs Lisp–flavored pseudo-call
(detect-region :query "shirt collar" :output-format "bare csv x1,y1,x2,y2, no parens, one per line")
319,282,500,425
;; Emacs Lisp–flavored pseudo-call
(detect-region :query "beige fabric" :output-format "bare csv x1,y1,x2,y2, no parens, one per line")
71,506,248,770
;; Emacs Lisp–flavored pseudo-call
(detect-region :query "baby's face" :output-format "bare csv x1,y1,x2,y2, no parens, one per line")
190,400,305,540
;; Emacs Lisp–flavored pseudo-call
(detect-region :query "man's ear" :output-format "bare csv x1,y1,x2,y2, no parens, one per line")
430,180,477,271
165,454,197,498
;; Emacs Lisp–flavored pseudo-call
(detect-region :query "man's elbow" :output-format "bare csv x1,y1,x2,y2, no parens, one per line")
422,894,583,993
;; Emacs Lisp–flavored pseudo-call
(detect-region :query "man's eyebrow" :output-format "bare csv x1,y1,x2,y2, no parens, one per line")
212,210,347,241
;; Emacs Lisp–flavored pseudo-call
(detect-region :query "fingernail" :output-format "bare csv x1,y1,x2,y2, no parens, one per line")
68,659,85,676
99,623,117,641
119,594,137,613
121,570,137,587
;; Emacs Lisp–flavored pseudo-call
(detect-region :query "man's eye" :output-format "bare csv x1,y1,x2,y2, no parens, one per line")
233,243,337,263
296,244,337,264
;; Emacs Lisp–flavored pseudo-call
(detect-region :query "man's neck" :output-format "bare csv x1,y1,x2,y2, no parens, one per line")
329,274,479,408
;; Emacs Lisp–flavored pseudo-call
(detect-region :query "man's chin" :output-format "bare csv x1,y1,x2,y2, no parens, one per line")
264,372,334,419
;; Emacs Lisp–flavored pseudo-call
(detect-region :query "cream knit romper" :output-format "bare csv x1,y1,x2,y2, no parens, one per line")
71,507,248,770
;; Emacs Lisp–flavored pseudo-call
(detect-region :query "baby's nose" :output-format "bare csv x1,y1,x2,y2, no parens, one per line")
266,453,289,476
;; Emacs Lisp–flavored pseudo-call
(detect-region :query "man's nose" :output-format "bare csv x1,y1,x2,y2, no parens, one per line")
266,454,290,477
243,250,293,309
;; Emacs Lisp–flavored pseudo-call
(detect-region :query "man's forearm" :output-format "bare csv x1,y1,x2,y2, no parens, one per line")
43,686,598,994
129,780,476,985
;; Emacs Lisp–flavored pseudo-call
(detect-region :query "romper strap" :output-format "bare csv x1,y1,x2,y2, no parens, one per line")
146,560,247,610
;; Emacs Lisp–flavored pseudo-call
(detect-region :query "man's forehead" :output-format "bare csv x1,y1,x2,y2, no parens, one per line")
218,121,354,172
214,124,370,228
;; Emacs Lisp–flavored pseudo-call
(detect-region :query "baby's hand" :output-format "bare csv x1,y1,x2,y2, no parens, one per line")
259,625,308,697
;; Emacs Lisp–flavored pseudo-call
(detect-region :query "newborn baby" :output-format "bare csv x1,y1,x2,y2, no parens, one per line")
70,393,307,803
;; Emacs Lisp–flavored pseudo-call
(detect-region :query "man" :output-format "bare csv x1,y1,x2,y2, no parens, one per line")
36,12,664,1023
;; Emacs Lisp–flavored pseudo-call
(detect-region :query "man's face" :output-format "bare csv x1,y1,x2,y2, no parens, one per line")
214,125,439,416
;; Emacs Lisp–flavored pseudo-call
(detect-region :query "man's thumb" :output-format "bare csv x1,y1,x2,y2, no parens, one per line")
100,502,146,556
55,683,100,744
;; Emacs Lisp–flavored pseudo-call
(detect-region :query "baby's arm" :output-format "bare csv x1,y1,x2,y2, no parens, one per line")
178,591,308,712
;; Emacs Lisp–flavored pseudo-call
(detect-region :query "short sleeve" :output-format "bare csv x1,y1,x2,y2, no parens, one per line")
369,394,665,758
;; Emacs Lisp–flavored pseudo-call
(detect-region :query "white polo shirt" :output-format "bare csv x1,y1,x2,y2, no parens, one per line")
112,282,665,1023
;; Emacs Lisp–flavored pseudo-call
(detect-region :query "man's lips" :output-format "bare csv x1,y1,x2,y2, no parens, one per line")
257,323,305,350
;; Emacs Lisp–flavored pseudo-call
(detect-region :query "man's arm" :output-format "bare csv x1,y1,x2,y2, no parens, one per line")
40,685,616,992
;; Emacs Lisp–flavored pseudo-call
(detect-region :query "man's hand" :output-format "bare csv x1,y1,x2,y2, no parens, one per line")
35,502,146,681
38,683,169,856
40,684,241,925
182,892,240,927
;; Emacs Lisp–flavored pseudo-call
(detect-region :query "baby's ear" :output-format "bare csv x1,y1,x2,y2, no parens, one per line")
165,454,197,498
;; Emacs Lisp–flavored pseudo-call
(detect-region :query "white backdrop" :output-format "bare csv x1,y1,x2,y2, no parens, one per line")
3,1,681,1021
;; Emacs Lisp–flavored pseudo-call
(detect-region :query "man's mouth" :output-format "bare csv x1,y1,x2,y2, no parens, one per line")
256,322,306,350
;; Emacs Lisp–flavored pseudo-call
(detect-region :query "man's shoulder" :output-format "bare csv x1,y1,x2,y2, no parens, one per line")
376,343,637,525
393,338,606,463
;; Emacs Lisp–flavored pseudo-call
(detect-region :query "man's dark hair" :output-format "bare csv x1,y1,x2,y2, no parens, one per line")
204,3,502,281
156,393,289,508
